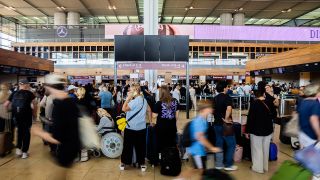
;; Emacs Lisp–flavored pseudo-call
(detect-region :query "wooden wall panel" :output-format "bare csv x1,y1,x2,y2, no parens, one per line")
246,44,320,71
0,48,54,72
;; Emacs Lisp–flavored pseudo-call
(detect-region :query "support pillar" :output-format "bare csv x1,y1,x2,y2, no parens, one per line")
144,0,158,85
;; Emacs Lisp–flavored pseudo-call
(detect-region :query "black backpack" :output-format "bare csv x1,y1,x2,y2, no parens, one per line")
11,91,31,114
182,121,193,147
160,147,181,176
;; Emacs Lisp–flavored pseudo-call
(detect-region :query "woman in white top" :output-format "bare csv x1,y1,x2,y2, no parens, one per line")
189,85,197,110
172,85,181,103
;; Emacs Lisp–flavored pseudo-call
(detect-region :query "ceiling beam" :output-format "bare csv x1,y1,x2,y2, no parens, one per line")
77,0,100,24
299,18,320,26
159,0,167,23
107,0,119,23
264,1,305,24
104,16,109,23
203,0,223,21
0,1,38,23
21,0,50,16
181,0,196,24
77,0,94,16
134,0,141,23
245,0,278,24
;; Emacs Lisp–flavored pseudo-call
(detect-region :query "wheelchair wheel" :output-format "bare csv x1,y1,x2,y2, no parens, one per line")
101,132,123,158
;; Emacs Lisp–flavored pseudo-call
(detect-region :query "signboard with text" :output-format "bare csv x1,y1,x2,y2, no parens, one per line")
117,62,186,70
105,24,320,42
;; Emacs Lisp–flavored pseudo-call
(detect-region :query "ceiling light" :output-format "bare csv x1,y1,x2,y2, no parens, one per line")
189,6,194,9
185,7,188,11
287,8,292,12
113,6,116,10
61,6,66,10
56,7,61,10
4,6,15,11
239,7,243,11
281,9,291,13
108,6,112,10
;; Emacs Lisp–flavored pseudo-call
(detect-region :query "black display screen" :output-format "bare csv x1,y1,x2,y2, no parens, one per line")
115,35,189,62
160,36,174,61
145,36,159,61
115,35,144,61
175,36,189,61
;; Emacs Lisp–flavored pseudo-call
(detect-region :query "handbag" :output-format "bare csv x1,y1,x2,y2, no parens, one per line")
116,98,144,131
295,142,320,176
284,113,299,137
223,122,234,136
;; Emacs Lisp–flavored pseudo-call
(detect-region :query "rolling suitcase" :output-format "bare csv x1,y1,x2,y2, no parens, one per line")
0,117,13,157
146,125,158,165
160,147,181,176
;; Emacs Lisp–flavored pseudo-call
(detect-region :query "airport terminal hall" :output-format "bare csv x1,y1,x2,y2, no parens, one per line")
1,0,320,179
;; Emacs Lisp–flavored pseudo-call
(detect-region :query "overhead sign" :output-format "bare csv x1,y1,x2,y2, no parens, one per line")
117,62,186,70
57,26,68,38
105,24,320,42
195,25,320,42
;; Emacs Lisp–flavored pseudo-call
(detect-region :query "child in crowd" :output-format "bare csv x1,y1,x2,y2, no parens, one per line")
175,104,221,180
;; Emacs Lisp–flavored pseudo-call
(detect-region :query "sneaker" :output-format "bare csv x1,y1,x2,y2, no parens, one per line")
141,165,147,172
215,166,224,170
21,153,29,159
119,164,125,171
224,165,238,171
16,149,22,156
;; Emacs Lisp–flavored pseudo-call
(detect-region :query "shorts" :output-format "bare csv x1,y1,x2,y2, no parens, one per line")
191,155,207,169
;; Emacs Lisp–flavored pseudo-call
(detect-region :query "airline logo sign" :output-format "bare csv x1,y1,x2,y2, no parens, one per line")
57,26,68,38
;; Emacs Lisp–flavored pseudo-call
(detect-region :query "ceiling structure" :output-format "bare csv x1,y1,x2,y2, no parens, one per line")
0,0,320,26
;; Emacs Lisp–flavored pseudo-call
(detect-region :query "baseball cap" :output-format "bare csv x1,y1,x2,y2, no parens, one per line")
19,79,29,84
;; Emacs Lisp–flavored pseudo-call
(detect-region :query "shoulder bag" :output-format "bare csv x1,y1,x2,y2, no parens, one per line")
116,98,144,131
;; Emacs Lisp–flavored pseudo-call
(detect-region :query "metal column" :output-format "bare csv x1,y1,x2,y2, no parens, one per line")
114,62,117,86
186,62,190,119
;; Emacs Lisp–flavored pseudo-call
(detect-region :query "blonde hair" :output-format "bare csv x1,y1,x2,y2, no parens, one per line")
304,84,320,97
77,87,86,100
130,84,142,97
0,83,10,103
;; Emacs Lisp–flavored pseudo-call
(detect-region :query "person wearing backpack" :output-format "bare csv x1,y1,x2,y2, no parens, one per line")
4,79,37,159
176,104,221,180
32,74,81,179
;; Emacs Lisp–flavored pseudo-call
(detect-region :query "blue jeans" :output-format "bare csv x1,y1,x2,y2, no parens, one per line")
214,125,236,168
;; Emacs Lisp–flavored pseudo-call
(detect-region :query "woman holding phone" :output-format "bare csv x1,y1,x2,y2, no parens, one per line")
120,84,152,172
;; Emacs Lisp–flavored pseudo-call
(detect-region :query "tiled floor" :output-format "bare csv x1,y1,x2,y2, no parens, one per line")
0,109,295,180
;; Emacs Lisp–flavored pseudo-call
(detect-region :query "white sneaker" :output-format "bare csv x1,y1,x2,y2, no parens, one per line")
21,153,29,159
224,165,238,171
119,164,125,171
141,165,147,172
16,149,22,156
215,166,224,170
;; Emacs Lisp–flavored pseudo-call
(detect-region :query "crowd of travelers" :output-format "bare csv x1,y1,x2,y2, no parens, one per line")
0,76,319,180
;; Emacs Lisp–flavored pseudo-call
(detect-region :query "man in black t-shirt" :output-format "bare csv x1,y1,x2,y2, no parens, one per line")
5,79,36,159
212,82,237,171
